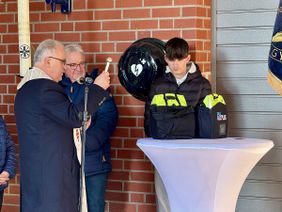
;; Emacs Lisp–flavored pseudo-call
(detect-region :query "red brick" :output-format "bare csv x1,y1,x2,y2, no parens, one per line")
75,22,101,31
131,171,155,182
8,24,17,33
152,30,181,40
8,84,17,94
55,33,80,42
175,0,197,4
7,44,17,53
137,31,152,39
138,204,157,212
107,180,123,191
152,8,180,18
3,34,18,43
0,14,15,23
0,25,7,33
102,43,115,52
108,202,136,212
123,9,151,19
68,11,94,21
103,21,129,30
9,65,20,74
117,149,144,159
131,20,158,29
0,76,16,84
123,138,139,148
175,18,197,28
109,171,130,181
132,193,145,203
9,184,20,194
30,13,40,22
183,7,197,16
81,43,100,53
118,106,144,116
137,117,144,128
3,194,20,205
106,191,129,201
73,1,87,10
109,31,135,41
146,194,156,204
0,3,5,12
41,13,67,21
124,182,153,193
82,32,108,42
30,34,53,42
111,159,123,170
204,18,211,28
88,0,114,9
34,23,60,32
116,0,143,8
3,115,16,123
30,2,46,11
61,22,74,31
144,0,173,6
124,96,144,106
95,54,120,64
1,205,19,212
124,161,154,172
118,117,137,127
112,127,129,137
95,10,122,20
111,138,123,148
182,29,197,39
160,19,173,28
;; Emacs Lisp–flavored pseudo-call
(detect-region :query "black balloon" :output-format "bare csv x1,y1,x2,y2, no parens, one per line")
118,38,166,101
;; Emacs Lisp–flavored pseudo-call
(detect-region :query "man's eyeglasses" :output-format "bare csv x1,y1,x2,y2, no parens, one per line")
49,56,66,65
65,62,86,70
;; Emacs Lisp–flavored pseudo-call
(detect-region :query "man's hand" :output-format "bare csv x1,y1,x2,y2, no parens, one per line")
94,71,110,90
86,116,91,129
0,171,10,185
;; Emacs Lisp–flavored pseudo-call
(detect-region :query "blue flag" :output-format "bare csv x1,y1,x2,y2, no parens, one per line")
268,1,282,94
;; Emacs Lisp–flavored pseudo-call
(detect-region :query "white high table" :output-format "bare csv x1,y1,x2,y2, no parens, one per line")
137,137,273,212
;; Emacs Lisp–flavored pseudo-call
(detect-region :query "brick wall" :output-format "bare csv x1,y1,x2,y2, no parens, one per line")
0,0,211,211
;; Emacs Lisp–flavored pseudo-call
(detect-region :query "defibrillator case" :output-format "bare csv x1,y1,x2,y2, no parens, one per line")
196,93,228,138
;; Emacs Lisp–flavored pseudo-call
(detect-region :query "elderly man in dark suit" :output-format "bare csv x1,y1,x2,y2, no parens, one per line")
15,39,110,212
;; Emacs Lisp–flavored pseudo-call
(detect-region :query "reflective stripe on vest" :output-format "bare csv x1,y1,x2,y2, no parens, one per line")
151,93,187,107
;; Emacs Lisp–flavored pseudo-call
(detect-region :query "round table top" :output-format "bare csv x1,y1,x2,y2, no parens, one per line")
137,137,274,152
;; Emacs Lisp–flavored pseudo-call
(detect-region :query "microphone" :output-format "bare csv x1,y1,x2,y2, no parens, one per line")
105,57,112,72
76,76,93,85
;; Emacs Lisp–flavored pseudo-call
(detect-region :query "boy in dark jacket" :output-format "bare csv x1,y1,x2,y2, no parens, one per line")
0,116,16,209
60,44,118,212
144,37,212,211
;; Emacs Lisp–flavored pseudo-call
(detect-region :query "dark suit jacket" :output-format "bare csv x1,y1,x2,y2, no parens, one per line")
15,79,108,212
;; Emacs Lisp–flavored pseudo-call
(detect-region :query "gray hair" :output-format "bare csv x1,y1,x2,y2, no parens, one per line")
33,39,64,64
64,43,84,55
